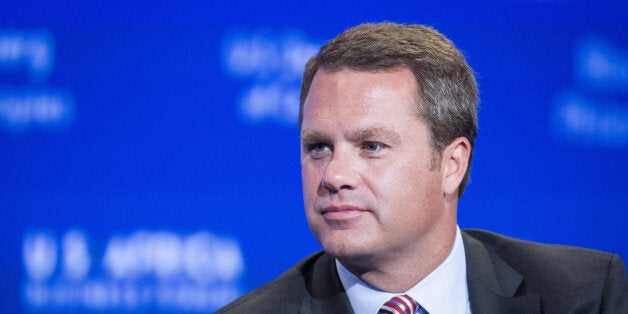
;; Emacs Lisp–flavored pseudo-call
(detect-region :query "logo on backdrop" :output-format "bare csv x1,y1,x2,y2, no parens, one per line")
221,30,319,126
0,29,74,133
551,35,628,146
22,229,245,312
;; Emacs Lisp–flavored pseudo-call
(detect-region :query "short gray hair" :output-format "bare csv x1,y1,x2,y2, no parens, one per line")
299,22,479,197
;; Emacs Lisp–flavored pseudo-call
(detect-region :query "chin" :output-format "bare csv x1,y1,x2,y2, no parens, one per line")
319,234,376,261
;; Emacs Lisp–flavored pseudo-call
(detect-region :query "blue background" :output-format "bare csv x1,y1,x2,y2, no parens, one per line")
1,1,627,312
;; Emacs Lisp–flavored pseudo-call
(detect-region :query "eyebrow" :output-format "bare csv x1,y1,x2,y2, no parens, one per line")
347,127,401,145
300,130,330,144
300,127,401,145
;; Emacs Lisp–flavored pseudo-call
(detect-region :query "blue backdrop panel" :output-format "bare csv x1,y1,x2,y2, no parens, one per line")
1,1,626,312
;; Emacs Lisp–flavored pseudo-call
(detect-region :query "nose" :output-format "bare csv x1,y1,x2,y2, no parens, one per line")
321,149,359,193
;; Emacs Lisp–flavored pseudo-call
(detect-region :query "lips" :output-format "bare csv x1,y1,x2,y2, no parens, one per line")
321,205,368,221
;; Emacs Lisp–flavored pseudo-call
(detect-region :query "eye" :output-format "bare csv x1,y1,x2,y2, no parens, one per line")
307,143,331,158
312,144,329,152
363,141,385,152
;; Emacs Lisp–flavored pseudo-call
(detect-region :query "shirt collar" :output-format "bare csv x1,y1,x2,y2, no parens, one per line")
336,226,470,314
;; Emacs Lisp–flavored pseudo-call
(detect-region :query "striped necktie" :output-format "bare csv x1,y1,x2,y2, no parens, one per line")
377,294,427,314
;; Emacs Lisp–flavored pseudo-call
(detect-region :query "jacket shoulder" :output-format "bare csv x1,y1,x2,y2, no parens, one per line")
215,251,328,313
462,228,620,270
463,228,628,312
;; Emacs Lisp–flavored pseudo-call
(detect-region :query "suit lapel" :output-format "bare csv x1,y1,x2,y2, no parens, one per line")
298,234,543,313
463,231,541,313
299,253,354,313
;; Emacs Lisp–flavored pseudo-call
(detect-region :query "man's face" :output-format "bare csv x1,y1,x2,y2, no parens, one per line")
301,67,450,264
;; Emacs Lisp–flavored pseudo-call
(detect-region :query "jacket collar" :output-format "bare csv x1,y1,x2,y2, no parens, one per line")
299,252,354,313
462,231,541,313
300,232,543,313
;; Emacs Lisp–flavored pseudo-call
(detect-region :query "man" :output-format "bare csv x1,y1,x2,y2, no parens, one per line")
217,23,627,313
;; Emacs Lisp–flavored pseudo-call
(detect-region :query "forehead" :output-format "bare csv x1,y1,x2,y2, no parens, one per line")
302,67,421,126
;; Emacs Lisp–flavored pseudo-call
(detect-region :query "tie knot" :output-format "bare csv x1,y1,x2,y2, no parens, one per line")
378,294,418,314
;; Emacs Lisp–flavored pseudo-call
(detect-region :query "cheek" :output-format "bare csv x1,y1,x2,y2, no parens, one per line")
301,165,321,204
376,163,440,208
301,166,318,189
370,159,422,194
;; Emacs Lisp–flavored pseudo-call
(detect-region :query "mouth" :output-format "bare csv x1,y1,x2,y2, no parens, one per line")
321,205,368,221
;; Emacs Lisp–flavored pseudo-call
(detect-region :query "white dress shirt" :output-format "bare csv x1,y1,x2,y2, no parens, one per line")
336,226,471,314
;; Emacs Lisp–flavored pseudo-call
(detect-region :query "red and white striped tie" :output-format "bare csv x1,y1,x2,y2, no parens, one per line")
377,294,419,314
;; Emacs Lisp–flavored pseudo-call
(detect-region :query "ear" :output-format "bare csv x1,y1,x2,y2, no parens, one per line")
441,137,471,198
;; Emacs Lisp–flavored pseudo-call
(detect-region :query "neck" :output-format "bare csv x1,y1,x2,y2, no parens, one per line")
339,223,457,293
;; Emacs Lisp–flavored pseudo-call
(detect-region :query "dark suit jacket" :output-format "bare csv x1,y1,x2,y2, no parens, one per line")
216,229,628,313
